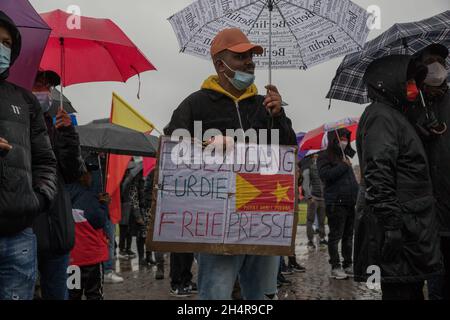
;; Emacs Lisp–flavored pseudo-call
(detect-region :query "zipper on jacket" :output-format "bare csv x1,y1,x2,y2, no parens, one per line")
235,101,244,130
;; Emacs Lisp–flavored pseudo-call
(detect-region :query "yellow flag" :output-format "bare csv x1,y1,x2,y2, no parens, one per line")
110,92,160,134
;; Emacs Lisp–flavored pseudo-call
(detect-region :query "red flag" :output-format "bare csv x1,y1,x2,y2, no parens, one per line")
236,173,295,212
106,154,131,224
143,157,157,177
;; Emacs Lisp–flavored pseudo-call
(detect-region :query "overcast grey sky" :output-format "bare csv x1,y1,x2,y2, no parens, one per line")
30,0,449,134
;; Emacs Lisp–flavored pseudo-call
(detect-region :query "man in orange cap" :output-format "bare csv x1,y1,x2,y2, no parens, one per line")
164,28,297,300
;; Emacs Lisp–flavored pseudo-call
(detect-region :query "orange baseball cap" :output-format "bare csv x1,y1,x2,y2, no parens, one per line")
210,28,263,58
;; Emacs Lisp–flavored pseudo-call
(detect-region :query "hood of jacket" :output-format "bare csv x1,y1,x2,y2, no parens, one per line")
326,127,356,159
201,75,258,102
0,11,22,80
363,55,427,109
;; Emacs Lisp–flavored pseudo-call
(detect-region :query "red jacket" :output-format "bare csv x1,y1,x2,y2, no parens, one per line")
70,209,108,267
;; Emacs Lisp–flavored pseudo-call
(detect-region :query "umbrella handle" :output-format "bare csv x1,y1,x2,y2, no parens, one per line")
267,0,273,119
59,37,65,112
98,154,104,192
335,129,347,160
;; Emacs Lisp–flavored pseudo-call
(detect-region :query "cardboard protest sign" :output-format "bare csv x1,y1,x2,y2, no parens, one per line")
146,136,298,256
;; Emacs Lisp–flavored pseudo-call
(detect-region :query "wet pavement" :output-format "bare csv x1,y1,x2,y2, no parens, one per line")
104,226,381,300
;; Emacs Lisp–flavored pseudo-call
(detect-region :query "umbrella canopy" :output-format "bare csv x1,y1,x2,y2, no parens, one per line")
47,88,77,117
76,122,158,157
296,132,319,160
327,10,450,104
169,0,371,73
300,117,358,151
39,9,156,87
0,0,51,90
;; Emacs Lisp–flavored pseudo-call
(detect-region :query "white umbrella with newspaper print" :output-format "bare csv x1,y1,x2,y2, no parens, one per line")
169,0,372,84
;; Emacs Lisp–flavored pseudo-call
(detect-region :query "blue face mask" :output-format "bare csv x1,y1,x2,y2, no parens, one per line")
33,92,52,113
222,60,255,91
0,43,11,75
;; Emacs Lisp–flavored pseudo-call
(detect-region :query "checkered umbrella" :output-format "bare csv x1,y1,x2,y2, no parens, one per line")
326,10,450,104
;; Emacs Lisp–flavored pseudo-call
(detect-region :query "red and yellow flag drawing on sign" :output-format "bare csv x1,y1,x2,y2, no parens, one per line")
236,173,295,212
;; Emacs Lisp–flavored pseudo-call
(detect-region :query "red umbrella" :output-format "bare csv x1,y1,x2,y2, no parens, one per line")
300,117,359,151
39,9,155,89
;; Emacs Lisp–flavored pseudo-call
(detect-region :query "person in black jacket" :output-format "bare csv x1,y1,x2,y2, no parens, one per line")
354,55,442,300
31,71,85,300
317,128,358,280
143,169,166,280
164,28,297,300
0,12,57,300
405,44,450,300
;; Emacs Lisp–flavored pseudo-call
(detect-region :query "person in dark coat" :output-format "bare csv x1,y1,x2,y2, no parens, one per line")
143,169,166,280
31,71,85,300
354,54,442,300
317,128,358,280
66,164,110,300
405,44,450,300
118,161,144,259
0,12,57,300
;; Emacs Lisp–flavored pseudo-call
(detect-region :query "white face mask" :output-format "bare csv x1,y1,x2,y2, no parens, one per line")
424,62,448,87
339,141,348,149
0,43,11,75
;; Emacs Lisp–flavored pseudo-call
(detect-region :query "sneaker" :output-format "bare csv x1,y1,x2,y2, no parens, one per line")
185,281,198,293
331,267,348,280
289,262,306,273
344,265,354,277
126,250,137,259
170,286,192,297
264,293,279,300
307,241,316,251
277,274,292,285
146,257,156,265
118,250,129,259
319,238,328,246
155,264,164,280
139,258,148,267
104,271,124,284
281,266,294,275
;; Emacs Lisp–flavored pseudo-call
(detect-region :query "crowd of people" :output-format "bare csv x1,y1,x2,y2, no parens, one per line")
0,9,449,301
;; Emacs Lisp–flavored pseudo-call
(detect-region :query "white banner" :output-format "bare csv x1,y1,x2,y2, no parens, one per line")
152,137,297,250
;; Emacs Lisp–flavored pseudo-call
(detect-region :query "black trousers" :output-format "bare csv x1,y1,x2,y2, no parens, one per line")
381,282,424,300
137,236,145,260
119,225,132,252
443,236,450,300
428,236,450,300
326,204,355,269
170,253,193,288
69,264,103,300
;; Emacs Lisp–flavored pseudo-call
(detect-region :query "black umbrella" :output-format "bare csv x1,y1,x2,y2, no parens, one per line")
48,88,77,117
76,122,158,157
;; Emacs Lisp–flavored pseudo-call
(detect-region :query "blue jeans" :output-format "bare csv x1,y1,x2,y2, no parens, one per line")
0,228,37,300
38,252,69,300
197,254,279,300
263,256,280,296
102,219,115,273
